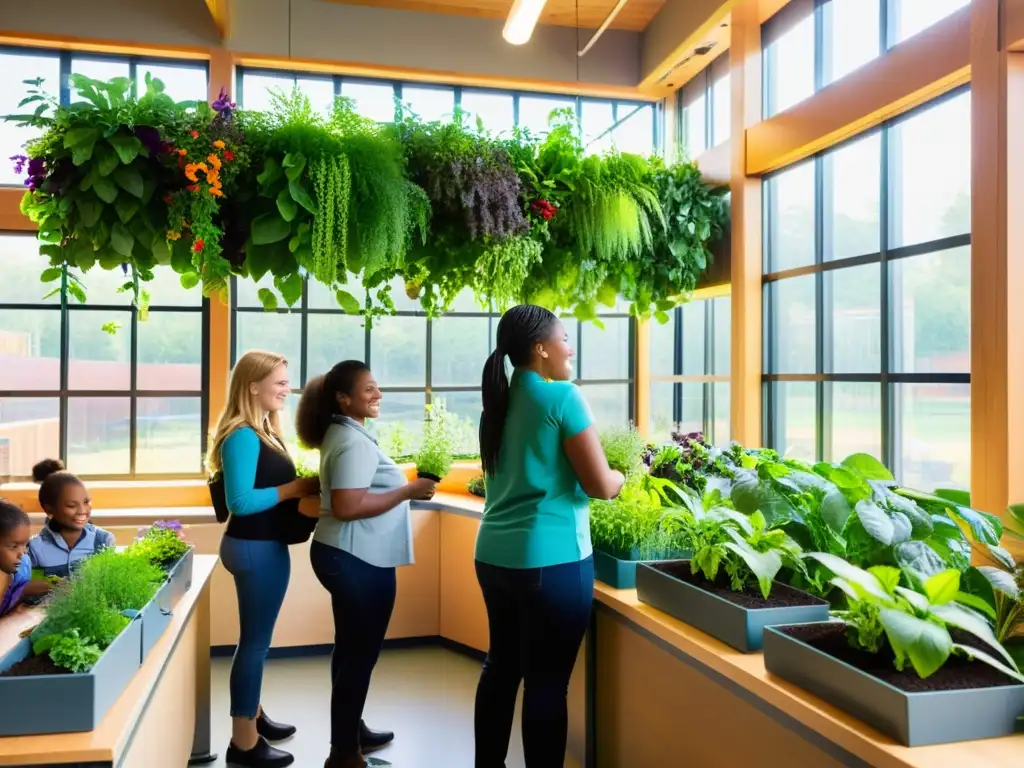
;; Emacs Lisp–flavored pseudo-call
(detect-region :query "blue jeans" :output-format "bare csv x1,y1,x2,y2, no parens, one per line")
220,535,291,718
310,541,397,754
474,556,594,768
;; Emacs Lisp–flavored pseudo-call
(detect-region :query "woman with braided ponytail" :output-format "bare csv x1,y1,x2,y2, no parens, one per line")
473,305,625,768
295,362,435,768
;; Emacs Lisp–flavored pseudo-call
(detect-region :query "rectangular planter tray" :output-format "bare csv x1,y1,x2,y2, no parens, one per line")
594,548,690,590
139,547,195,662
0,616,143,736
763,623,1024,746
635,560,830,652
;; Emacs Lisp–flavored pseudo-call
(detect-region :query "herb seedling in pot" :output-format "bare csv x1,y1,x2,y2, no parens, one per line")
414,400,454,483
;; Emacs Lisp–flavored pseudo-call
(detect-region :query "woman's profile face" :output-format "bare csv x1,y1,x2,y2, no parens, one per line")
252,363,290,414
339,370,382,421
539,320,575,381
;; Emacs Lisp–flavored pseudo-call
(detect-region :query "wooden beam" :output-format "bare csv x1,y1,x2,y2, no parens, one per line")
0,30,210,59
206,49,234,439
0,188,32,232
728,0,761,447
233,53,657,102
969,0,1024,518
204,0,232,40
745,5,970,175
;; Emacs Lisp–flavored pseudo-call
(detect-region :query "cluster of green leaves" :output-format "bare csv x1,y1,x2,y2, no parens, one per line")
812,552,1024,682
131,523,190,568
599,424,647,478
8,79,725,326
33,629,102,674
11,74,199,313
415,399,455,479
589,473,687,560
467,474,486,498
294,446,320,479
76,547,164,610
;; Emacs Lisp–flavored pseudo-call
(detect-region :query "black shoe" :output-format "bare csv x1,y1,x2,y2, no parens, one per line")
225,736,295,767
359,720,394,753
257,710,297,741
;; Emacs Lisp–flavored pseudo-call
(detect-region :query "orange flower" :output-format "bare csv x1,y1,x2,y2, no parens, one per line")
212,140,225,149
206,168,220,184
207,154,222,170
210,187,224,197
167,231,181,241
177,148,187,156
185,163,199,182
196,162,209,173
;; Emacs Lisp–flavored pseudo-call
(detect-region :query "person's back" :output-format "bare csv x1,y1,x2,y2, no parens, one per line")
476,369,592,569
471,305,624,768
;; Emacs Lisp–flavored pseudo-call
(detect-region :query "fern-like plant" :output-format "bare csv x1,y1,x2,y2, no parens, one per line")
415,400,455,481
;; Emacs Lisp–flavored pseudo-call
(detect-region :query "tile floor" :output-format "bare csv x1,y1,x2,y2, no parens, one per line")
208,646,575,768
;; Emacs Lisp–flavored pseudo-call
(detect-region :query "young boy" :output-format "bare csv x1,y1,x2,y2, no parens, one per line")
0,500,32,617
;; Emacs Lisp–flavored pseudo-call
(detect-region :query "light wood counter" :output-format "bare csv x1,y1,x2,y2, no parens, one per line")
0,555,218,766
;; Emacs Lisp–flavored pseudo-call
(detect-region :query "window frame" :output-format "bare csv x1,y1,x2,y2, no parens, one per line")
676,52,730,158
761,85,971,480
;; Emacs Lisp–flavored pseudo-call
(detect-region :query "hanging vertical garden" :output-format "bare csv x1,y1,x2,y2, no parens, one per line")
7,74,727,321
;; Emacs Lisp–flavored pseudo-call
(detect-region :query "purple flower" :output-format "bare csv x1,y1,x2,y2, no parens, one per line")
26,157,45,177
154,519,183,531
212,87,236,119
10,154,27,175
133,126,166,156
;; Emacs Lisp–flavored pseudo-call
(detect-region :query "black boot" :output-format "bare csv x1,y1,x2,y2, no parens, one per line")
359,720,394,753
257,710,297,741
324,748,367,768
225,736,294,767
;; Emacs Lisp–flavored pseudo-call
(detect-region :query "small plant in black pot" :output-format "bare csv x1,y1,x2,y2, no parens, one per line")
414,400,454,483
468,474,486,498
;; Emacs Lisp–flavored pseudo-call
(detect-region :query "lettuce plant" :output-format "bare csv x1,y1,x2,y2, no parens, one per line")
809,552,1024,682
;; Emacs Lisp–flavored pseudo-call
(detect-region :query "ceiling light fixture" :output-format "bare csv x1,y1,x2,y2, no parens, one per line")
503,0,548,45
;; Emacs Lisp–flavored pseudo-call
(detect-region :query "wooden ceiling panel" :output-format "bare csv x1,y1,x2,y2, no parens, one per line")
323,0,668,32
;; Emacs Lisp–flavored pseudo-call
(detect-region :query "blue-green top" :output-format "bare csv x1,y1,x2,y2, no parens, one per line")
475,369,594,569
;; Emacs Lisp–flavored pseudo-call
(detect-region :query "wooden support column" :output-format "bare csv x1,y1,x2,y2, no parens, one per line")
729,0,763,447
969,0,1024,521
206,48,234,431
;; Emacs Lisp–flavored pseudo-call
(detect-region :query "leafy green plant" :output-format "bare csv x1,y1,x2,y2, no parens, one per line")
32,629,103,674
589,474,687,560
467,474,486,498
34,575,131,650
809,552,1024,682
294,446,320,479
76,547,163,610
131,520,190,567
414,400,455,480
600,424,646,478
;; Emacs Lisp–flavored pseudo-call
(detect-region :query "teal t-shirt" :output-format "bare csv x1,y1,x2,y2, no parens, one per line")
474,369,594,569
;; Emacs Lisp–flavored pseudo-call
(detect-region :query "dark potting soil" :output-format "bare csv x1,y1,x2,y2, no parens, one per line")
779,622,1020,693
0,653,70,677
650,561,825,609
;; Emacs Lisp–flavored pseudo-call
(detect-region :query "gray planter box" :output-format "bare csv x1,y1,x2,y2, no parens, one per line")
140,547,194,662
0,617,143,736
635,560,829,652
594,548,691,589
763,623,1024,746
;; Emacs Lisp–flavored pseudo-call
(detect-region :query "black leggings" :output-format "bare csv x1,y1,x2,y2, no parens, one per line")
473,555,594,768
310,541,397,755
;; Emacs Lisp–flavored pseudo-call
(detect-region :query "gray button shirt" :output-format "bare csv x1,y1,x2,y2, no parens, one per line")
314,416,414,568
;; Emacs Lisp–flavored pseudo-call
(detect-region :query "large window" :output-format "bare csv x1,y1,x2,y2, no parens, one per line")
762,0,969,118
678,54,730,158
235,70,644,453
0,50,209,481
762,89,971,491
649,295,730,443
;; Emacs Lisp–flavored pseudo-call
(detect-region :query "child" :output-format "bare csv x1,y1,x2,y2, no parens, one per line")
0,500,32,617
28,459,116,578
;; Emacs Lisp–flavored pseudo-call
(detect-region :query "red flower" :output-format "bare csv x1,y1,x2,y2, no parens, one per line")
193,239,205,253
223,150,235,161
187,184,200,193
189,130,199,139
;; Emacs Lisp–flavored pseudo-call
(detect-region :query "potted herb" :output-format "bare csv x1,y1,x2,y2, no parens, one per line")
468,475,486,499
414,401,454,483
636,501,828,652
0,550,153,736
590,475,691,589
764,553,1024,746
130,521,194,660
599,425,646,478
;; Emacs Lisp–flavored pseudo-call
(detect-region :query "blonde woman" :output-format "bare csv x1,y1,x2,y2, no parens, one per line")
208,350,320,768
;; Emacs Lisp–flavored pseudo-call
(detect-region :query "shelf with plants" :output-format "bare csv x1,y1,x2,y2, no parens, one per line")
631,431,1024,745
5,75,726,327
0,521,193,737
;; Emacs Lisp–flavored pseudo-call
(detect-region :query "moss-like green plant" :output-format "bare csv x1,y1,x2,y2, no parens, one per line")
600,424,646,478
76,547,163,610
415,400,455,480
468,474,486,498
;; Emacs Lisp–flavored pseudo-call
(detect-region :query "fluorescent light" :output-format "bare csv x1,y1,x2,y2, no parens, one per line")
503,0,547,45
